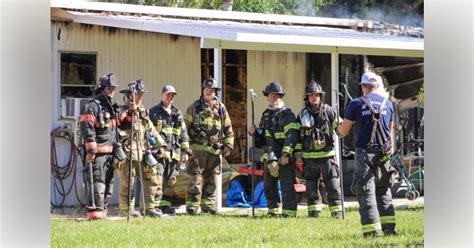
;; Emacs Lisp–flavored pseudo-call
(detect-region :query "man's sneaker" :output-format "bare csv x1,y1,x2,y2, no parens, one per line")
202,207,218,215
120,209,142,218
145,208,162,218
308,211,320,218
363,230,383,238
332,211,343,219
186,208,198,215
86,210,107,220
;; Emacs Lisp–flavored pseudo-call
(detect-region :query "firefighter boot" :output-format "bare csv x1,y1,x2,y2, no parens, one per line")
145,208,163,218
186,208,198,215
202,206,218,215
86,210,107,220
308,211,320,218
332,211,343,219
120,209,142,218
159,206,176,215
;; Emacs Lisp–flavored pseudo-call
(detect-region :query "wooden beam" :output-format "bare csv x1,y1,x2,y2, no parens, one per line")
387,77,424,90
51,8,74,22
374,62,424,73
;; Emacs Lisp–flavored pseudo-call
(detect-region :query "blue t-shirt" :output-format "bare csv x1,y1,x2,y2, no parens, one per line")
344,93,394,148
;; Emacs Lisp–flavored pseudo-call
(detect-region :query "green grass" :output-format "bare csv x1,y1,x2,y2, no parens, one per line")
51,208,423,247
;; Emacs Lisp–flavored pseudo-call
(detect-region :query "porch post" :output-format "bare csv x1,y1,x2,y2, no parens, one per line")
214,48,223,211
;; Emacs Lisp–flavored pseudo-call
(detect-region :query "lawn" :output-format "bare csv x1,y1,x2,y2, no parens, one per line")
51,208,423,247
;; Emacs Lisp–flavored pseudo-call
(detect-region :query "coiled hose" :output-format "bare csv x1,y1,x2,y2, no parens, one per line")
50,126,87,207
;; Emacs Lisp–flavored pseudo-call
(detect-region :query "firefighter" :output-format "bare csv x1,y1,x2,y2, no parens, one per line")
249,82,299,217
79,73,121,220
339,72,397,237
184,78,234,215
294,81,343,218
117,79,167,218
149,85,191,215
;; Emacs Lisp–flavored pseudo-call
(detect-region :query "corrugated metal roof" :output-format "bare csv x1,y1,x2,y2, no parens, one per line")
51,0,373,29
51,2,423,57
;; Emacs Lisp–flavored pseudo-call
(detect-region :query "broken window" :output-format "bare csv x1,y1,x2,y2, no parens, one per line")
60,52,97,98
201,49,248,164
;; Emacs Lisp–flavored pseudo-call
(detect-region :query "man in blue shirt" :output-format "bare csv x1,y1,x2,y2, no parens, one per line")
338,72,397,237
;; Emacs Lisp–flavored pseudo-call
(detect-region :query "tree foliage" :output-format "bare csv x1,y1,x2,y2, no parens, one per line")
96,0,423,25
418,84,424,107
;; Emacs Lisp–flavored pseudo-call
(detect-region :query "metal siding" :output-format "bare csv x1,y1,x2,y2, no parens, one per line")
53,22,201,206
56,22,201,112
246,50,307,156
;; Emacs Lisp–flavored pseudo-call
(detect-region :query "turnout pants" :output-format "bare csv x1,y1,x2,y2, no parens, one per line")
85,154,115,212
264,160,297,217
117,160,159,212
186,151,221,211
155,158,179,208
352,148,397,235
303,157,342,215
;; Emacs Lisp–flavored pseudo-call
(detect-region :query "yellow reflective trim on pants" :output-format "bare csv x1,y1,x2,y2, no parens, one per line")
186,201,199,208
329,205,342,213
362,223,382,233
200,199,214,206
155,200,172,207
119,205,130,211
282,209,297,217
192,143,221,155
268,208,279,214
380,215,396,224
307,204,323,212
301,150,336,159
282,146,293,154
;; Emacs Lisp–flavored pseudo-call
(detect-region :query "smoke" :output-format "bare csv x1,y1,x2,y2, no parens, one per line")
366,8,423,27
292,1,423,28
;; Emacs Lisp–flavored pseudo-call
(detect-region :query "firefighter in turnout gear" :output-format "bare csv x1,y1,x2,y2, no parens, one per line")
249,82,299,217
339,72,397,237
117,80,167,218
184,78,234,215
79,73,121,220
149,85,191,215
294,81,343,218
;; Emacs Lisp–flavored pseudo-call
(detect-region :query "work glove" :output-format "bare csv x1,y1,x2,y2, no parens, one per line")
86,153,96,163
223,146,232,157
267,161,279,177
278,153,290,166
